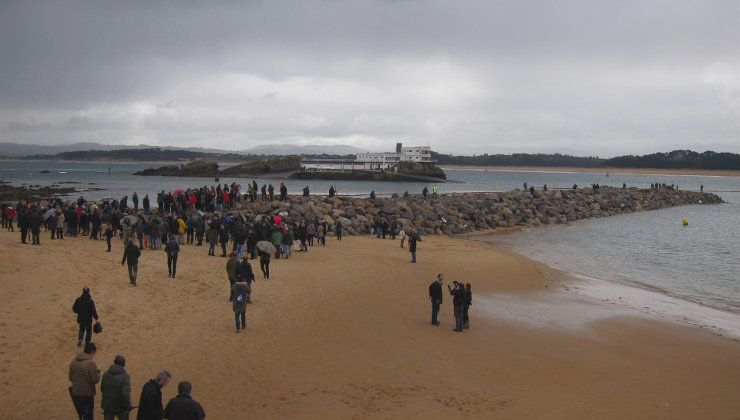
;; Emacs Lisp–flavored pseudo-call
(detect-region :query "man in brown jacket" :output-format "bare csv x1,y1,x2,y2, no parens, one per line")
69,342,100,420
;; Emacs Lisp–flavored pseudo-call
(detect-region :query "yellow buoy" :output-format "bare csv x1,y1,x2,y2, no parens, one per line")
682,219,688,226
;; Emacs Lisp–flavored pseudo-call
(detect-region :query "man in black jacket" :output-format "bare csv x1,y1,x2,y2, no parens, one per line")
428,274,444,326
236,257,256,303
163,381,205,420
449,281,466,332
73,287,99,347
137,371,171,420
122,239,141,286
165,235,180,278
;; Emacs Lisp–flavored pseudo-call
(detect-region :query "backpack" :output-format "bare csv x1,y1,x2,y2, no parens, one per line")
235,293,244,304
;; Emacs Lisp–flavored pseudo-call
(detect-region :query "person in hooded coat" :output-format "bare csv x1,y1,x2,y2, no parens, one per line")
101,355,132,420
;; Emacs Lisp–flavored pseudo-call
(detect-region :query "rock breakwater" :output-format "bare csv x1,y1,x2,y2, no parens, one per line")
229,186,723,236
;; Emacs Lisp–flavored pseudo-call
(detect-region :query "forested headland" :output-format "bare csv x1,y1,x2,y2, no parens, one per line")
6,148,740,171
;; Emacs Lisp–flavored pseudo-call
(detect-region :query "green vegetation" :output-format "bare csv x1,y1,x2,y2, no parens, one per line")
433,150,740,170
134,160,219,177
220,156,302,176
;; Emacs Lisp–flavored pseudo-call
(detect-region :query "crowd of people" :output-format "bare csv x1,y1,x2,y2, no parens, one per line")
1,181,475,419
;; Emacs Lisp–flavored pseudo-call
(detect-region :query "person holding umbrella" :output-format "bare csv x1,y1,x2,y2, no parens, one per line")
256,241,275,279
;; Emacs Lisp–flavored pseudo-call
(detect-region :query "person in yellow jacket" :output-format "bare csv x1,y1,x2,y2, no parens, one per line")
177,216,186,245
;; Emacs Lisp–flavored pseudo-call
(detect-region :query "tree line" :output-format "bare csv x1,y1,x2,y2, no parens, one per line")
14,147,740,171
433,150,740,170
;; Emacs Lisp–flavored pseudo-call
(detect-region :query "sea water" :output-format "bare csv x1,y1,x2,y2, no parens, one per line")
1,162,738,336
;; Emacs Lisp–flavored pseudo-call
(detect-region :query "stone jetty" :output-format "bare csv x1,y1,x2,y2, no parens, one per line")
228,186,723,236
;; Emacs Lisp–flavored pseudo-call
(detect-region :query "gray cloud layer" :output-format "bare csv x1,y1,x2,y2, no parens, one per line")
1,0,738,156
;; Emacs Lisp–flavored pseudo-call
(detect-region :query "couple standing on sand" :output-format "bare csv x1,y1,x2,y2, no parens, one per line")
429,274,472,331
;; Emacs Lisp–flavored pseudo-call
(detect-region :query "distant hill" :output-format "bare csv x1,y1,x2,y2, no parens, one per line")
0,142,367,158
241,144,368,155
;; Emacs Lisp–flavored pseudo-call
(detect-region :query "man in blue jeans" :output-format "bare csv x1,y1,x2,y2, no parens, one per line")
69,342,100,420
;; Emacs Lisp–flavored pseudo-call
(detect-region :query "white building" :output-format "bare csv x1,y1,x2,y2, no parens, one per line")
301,143,434,172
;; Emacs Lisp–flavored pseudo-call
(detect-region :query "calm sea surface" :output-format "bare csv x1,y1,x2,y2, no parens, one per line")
2,161,739,335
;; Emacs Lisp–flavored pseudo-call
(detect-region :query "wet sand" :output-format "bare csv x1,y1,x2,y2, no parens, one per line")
0,229,738,418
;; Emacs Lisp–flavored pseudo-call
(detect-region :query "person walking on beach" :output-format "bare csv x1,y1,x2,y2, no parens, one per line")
399,228,405,248
137,371,171,420
163,381,205,420
122,238,141,286
69,342,100,420
463,283,472,329
226,252,239,299
429,274,444,326
231,276,250,332
259,249,271,279
449,281,465,332
73,287,99,347
105,224,114,252
101,355,133,420
236,256,255,303
165,235,180,278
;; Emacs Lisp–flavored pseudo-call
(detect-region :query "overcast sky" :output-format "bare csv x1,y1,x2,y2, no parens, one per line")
1,0,738,157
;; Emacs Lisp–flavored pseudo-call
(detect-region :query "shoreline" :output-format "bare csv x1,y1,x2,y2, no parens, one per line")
442,164,740,177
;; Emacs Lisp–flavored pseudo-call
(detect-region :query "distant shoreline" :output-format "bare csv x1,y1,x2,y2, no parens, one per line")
442,165,740,177
2,159,739,177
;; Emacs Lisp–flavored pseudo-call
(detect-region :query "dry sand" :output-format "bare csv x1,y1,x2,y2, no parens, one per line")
0,228,739,419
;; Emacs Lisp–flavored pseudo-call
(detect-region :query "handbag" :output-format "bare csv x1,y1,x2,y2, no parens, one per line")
93,320,103,334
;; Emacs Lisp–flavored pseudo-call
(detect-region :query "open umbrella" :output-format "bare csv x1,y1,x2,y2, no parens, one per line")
43,208,56,220
407,230,422,241
256,241,277,254
173,189,185,196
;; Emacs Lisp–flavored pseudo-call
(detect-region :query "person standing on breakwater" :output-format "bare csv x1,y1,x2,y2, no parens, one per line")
280,183,288,201
428,274,443,326
165,235,180,278
268,184,275,200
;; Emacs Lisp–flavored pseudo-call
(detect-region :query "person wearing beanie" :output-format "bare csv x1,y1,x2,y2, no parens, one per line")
101,355,132,419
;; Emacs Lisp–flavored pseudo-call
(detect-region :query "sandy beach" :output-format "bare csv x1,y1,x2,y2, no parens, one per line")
0,227,739,419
